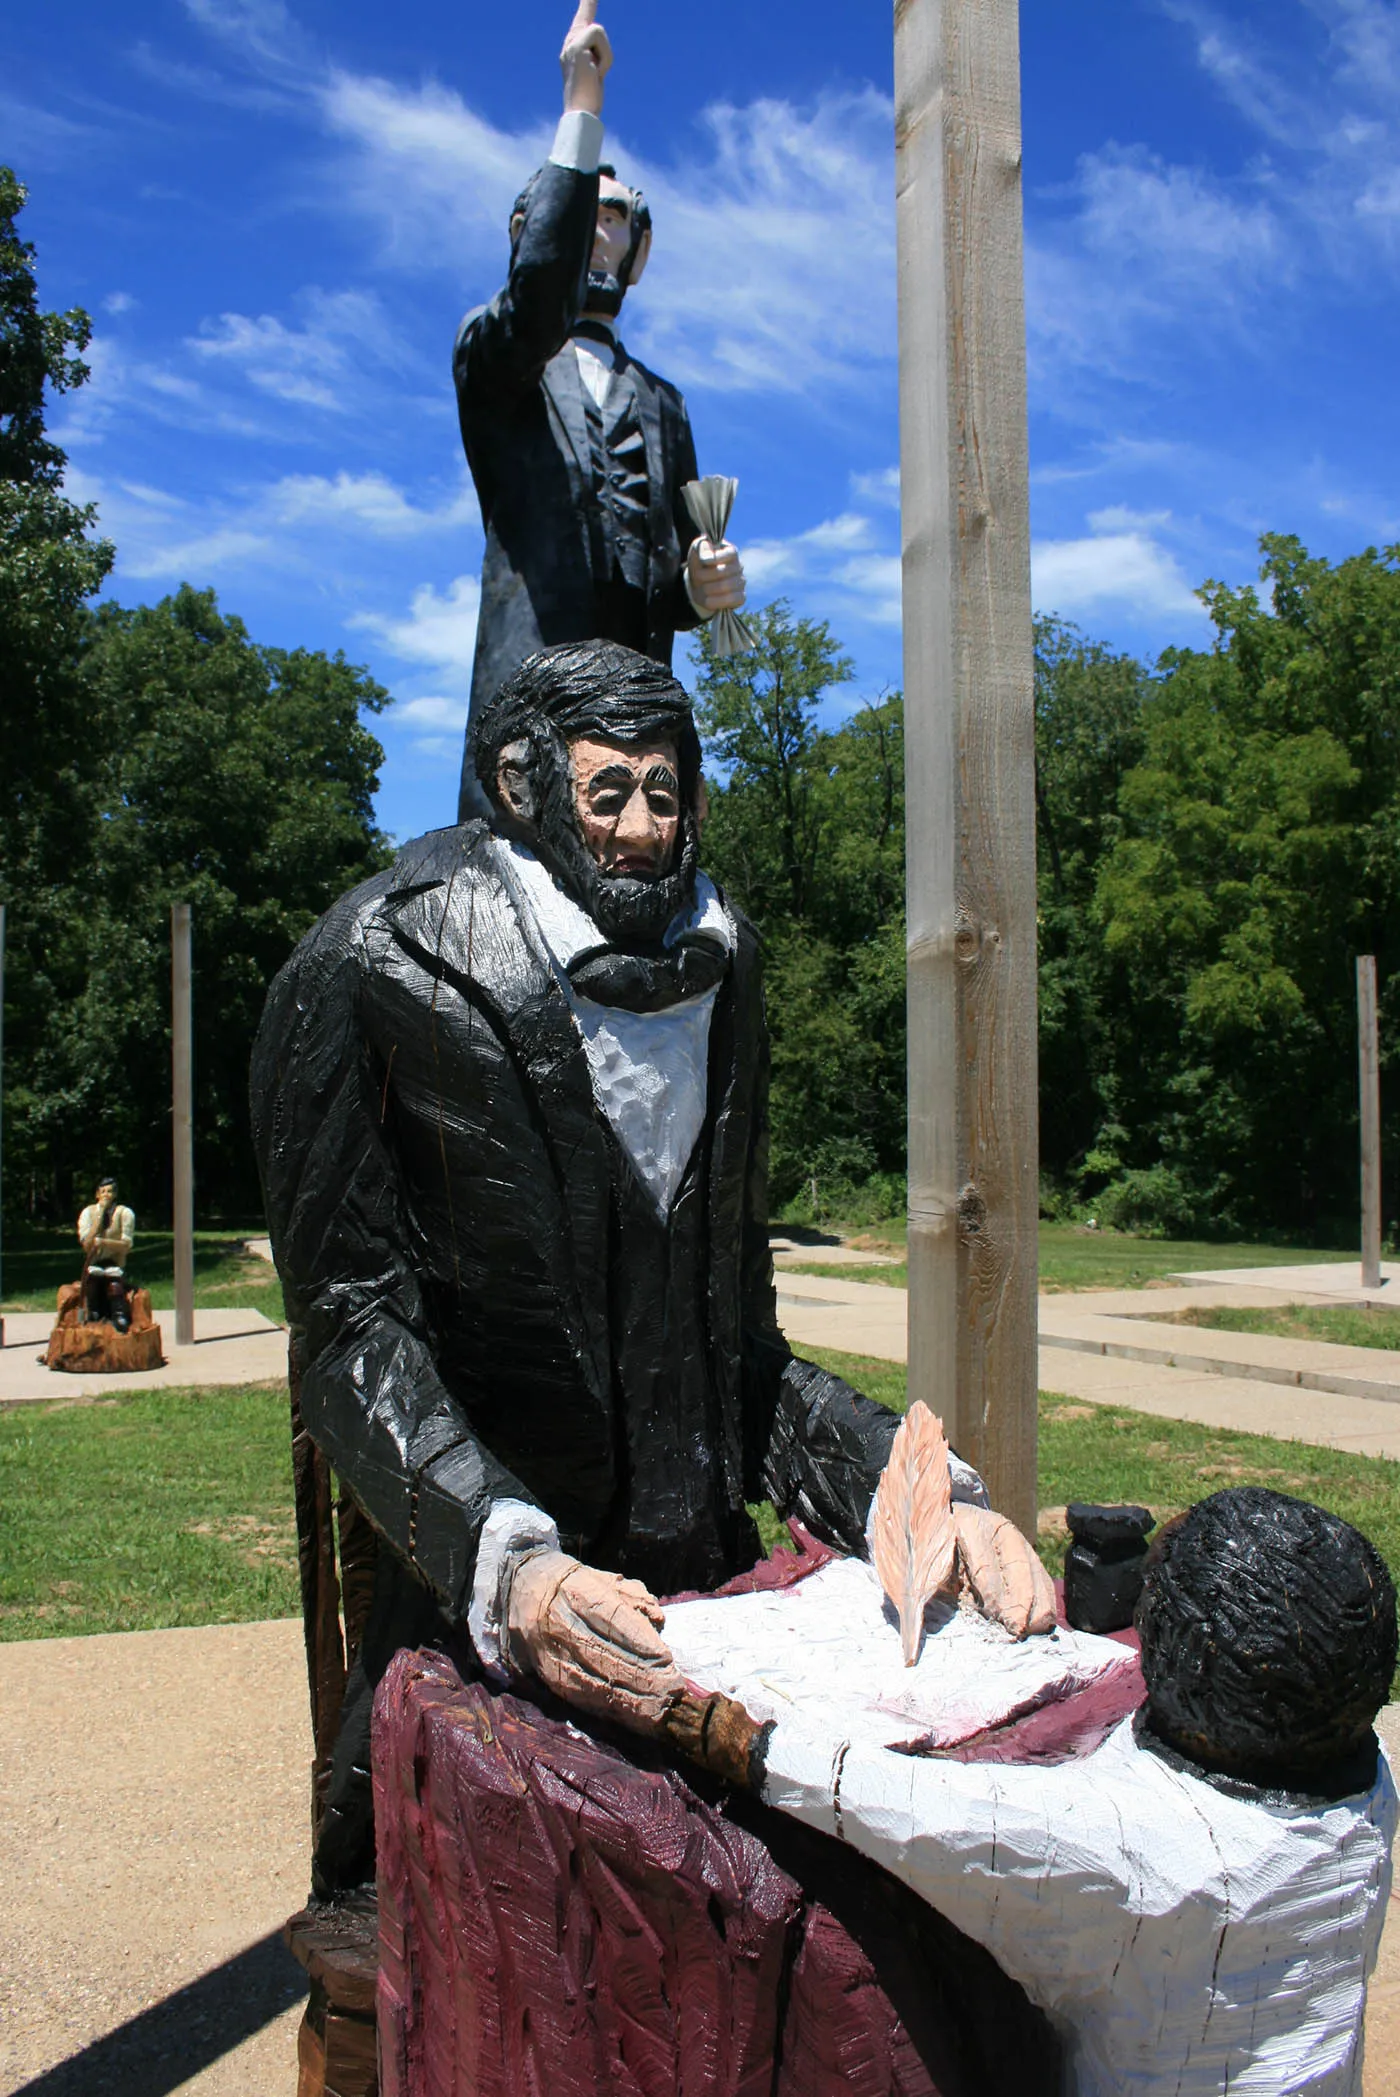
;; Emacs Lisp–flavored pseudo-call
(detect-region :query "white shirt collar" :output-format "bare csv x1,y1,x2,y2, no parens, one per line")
494,837,733,976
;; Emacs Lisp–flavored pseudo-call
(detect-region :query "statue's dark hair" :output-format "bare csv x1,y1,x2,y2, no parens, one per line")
472,641,701,947
510,164,652,286
1136,1487,1397,1794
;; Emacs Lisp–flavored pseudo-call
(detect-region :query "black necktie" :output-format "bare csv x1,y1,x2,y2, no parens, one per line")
567,934,730,1013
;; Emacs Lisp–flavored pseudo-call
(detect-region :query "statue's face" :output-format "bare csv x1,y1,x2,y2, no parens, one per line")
591,175,634,281
567,733,680,879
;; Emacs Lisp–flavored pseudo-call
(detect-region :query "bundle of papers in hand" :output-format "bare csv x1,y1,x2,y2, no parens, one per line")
682,476,758,656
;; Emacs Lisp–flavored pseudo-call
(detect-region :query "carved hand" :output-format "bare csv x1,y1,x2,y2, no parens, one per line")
560,0,613,118
505,1548,685,1733
687,537,747,617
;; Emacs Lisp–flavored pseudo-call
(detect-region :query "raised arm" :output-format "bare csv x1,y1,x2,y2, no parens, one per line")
453,4,615,400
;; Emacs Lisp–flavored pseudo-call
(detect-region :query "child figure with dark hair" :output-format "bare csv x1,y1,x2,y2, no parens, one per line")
762,1487,1398,2095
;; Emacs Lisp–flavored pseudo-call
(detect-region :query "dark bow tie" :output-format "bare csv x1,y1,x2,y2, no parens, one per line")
572,320,624,366
567,934,729,1013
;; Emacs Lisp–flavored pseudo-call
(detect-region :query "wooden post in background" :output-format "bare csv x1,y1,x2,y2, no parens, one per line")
1358,955,1382,1292
895,0,1039,1534
171,903,195,1347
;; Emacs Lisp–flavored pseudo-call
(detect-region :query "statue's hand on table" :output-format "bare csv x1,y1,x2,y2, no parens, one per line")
506,1548,685,1734
687,537,747,618
561,0,612,118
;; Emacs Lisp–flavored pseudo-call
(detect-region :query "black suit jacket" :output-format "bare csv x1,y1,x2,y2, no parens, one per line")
453,161,702,819
251,823,899,1629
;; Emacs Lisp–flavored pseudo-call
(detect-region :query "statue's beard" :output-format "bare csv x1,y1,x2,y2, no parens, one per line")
537,806,699,949
584,269,626,318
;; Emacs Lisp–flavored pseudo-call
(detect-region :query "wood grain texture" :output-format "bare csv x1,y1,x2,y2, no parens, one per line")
1358,955,1382,1291
372,1649,1062,2095
44,1282,163,1371
170,901,196,1348
896,0,1039,1534
871,1402,957,1663
289,1350,348,1848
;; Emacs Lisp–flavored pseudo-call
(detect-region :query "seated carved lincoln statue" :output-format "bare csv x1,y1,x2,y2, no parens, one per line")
251,639,996,1899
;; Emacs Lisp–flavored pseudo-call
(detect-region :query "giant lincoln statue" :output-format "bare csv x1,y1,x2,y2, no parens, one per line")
451,1,746,819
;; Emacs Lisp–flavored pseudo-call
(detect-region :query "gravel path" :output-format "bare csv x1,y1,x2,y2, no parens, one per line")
0,1619,308,2095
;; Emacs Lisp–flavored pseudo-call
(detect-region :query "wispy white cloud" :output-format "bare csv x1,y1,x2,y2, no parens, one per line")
737,510,902,628
1032,521,1206,622
352,574,482,679
187,288,409,411
319,73,896,398
122,524,271,580
269,469,476,535
850,465,900,509
178,0,310,76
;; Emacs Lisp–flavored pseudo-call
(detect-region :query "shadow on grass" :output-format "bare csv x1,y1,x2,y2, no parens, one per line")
10,1930,306,2097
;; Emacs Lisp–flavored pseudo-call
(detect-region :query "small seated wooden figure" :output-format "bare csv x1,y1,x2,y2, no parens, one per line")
46,1175,163,1372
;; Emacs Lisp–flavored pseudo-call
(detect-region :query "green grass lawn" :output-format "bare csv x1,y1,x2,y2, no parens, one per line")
781,1220,1357,1294
801,1344,1400,1604
0,1381,299,1641
5,1353,1396,1700
1166,1302,1400,1351
1,1224,286,1325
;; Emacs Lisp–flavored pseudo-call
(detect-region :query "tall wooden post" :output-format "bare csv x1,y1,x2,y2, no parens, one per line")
1358,955,1382,1291
171,902,196,1347
895,0,1039,1533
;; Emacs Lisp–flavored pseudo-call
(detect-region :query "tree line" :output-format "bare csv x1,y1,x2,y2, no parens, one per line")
3,163,1396,1241
696,540,1399,1242
0,170,390,1224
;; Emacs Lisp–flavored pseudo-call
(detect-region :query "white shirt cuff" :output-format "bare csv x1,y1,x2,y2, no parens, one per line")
467,1498,561,1679
549,110,604,175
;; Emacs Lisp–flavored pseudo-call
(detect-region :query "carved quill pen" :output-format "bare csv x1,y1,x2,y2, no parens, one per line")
871,1401,959,1666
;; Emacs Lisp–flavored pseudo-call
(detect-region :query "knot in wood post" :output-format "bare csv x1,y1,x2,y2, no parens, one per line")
956,1182,987,1243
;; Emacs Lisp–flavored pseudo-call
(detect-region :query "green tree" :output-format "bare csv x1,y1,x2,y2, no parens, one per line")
6,587,391,1221
695,606,907,1208
1085,536,1400,1235
0,167,113,874
1032,616,1151,1206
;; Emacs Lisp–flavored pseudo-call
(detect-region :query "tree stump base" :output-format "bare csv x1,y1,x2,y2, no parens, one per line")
286,1893,379,2097
45,1282,164,1373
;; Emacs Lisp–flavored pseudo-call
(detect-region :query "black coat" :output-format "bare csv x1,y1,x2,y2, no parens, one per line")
453,162,701,819
252,823,899,1630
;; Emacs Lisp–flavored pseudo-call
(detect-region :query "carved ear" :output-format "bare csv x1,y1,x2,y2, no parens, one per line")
509,211,526,248
496,741,537,824
627,227,652,288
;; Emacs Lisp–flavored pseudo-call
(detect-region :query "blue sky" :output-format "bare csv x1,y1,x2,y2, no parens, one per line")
7,0,1400,839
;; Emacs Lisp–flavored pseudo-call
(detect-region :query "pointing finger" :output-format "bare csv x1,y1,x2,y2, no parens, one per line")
570,0,599,27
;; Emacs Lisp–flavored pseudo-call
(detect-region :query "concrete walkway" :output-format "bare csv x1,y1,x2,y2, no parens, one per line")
1178,1259,1400,1305
777,1273,1400,1461
0,1310,287,1407
0,1619,310,2096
